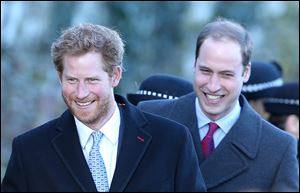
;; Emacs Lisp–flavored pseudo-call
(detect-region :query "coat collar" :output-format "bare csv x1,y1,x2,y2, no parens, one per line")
165,93,262,189
200,95,262,189
52,110,96,192
52,94,152,192
109,95,152,192
166,93,204,162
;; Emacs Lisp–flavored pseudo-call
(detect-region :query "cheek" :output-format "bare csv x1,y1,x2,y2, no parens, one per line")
221,79,233,89
61,84,75,96
90,85,110,96
225,79,242,92
194,73,206,87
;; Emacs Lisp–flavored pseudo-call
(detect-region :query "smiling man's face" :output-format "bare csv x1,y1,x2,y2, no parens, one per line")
194,37,250,121
60,51,121,129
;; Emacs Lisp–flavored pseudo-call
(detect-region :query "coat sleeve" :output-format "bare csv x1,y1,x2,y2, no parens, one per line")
2,138,27,192
271,137,299,192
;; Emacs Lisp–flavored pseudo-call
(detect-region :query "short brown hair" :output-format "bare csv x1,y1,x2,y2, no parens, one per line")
195,17,252,67
51,23,125,77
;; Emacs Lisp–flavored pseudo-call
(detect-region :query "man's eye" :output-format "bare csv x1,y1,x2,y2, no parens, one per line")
200,69,210,74
67,78,77,83
223,73,234,77
88,78,99,83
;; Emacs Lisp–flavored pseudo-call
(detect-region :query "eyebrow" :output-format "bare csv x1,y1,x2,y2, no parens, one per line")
199,65,235,74
220,70,235,74
63,74,75,78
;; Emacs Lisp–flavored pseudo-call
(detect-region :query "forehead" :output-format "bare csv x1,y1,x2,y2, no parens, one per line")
62,51,107,76
63,51,104,67
200,37,242,62
202,37,241,54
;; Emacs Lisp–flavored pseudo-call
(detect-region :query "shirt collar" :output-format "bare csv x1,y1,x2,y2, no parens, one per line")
76,102,120,149
195,97,241,134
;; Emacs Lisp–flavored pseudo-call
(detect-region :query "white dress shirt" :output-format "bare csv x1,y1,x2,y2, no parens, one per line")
75,102,120,187
195,98,241,148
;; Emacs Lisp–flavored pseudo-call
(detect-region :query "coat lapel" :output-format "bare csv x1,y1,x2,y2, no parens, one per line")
51,110,96,192
200,96,262,189
168,94,262,189
109,98,152,192
168,93,205,162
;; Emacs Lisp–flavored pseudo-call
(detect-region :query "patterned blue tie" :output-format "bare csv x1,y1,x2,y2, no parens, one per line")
88,131,109,192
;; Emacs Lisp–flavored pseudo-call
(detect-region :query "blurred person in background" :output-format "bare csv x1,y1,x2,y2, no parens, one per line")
241,60,283,120
138,17,299,191
1,23,206,192
127,74,193,105
264,82,299,158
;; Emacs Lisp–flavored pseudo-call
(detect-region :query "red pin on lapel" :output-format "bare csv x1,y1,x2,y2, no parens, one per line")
137,136,144,143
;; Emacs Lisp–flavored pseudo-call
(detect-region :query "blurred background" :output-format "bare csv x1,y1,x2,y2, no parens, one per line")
1,1,299,180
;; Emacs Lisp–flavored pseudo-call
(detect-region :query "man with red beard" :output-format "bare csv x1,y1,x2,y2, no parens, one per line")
138,17,299,192
1,23,206,192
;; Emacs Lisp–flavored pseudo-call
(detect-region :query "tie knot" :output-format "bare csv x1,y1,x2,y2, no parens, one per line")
207,122,219,136
91,131,104,146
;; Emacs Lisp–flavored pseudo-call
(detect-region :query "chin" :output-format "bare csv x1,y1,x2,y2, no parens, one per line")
77,114,98,125
203,106,223,117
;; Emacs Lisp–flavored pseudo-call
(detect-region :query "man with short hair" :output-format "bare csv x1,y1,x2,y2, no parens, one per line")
2,23,206,192
138,18,299,192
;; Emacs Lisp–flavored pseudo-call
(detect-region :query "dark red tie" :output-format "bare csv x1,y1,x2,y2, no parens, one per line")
202,122,219,159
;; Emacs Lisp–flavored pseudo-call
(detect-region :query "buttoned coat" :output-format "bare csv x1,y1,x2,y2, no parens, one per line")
138,93,299,192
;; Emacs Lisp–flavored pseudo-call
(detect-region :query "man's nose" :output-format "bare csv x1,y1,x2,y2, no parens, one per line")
207,74,221,93
76,81,89,99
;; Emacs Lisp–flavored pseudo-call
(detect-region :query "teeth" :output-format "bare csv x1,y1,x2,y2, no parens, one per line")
76,101,92,106
207,94,221,100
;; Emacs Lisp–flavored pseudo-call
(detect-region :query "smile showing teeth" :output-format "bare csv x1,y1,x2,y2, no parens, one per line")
76,101,93,106
206,94,221,100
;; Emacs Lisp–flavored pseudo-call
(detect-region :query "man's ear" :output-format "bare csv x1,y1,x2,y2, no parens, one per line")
243,62,251,83
57,72,62,85
112,66,122,87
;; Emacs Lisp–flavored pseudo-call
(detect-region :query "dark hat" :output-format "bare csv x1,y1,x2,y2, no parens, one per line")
264,82,299,116
242,60,283,100
127,74,193,105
